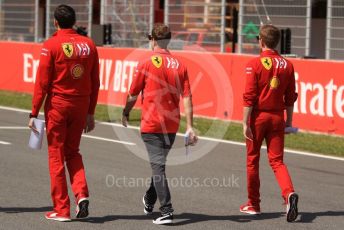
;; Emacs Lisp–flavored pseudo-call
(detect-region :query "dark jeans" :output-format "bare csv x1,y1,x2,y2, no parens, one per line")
141,133,176,214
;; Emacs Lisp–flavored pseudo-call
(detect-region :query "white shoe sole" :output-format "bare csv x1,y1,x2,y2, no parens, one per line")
45,216,71,222
239,209,261,215
153,219,173,225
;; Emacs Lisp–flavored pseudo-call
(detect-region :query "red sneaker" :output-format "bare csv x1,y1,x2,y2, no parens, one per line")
239,204,261,215
45,211,71,222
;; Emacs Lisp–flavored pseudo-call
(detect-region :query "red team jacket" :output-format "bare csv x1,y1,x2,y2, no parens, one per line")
243,50,298,111
129,48,191,133
31,29,100,116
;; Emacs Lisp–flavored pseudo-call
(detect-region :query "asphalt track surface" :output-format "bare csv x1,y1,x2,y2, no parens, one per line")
0,106,343,230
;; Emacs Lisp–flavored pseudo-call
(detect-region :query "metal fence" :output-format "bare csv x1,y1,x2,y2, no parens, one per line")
0,0,38,42
1,0,344,60
164,0,236,53
238,0,311,57
326,0,344,60
46,0,92,38
100,0,153,48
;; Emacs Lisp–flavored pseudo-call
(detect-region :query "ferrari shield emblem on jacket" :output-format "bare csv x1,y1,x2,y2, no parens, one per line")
151,55,163,68
62,43,74,58
261,57,272,70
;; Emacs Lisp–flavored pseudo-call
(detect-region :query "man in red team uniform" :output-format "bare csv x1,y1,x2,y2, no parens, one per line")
28,5,100,222
122,24,197,225
240,24,299,222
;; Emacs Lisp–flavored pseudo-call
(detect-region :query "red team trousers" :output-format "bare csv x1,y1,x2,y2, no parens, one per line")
44,94,89,217
246,110,294,206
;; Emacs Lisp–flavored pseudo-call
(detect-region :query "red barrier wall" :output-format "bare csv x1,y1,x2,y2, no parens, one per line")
1,41,344,135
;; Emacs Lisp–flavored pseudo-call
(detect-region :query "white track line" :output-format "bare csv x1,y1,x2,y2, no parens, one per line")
0,106,33,114
0,105,343,161
0,126,28,129
82,134,135,146
0,126,134,146
99,121,247,145
0,140,11,145
98,124,344,162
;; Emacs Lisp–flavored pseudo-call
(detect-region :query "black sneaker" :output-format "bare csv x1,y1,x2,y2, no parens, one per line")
142,196,154,215
153,213,173,225
76,197,89,219
286,193,298,222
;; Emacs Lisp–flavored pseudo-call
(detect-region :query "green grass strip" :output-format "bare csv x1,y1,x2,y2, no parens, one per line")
0,90,343,157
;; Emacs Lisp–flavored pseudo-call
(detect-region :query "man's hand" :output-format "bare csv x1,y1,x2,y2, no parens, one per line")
122,95,137,128
122,113,129,127
243,124,253,141
186,128,198,146
28,117,39,134
285,126,298,134
84,114,95,133
285,121,292,128
243,106,253,141
285,121,292,134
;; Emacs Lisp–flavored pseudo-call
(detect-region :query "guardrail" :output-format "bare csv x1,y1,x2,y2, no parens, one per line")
326,0,344,60
238,0,311,57
0,0,37,42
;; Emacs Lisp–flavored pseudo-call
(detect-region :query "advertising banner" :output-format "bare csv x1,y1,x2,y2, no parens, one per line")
0,41,343,135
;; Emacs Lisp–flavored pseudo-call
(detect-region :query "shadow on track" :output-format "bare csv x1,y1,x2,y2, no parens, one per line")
77,211,344,225
2,207,343,225
76,212,284,224
298,211,344,223
0,206,51,213
171,212,284,225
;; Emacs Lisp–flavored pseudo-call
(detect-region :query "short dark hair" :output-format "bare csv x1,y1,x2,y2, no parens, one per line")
259,24,280,49
54,5,76,29
150,23,171,49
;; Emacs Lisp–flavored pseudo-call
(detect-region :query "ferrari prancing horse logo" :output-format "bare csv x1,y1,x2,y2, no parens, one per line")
151,55,162,68
62,43,73,58
261,57,272,70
